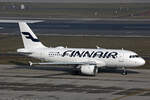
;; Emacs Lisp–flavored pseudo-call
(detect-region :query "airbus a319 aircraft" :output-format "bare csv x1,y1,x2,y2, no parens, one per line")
17,22,145,76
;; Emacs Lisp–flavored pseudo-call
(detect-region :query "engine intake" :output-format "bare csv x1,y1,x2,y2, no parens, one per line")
80,64,98,76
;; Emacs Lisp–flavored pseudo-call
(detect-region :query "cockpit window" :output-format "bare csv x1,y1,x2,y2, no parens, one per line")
129,55,140,58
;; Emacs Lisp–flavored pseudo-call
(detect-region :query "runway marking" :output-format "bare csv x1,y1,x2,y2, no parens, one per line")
0,20,43,23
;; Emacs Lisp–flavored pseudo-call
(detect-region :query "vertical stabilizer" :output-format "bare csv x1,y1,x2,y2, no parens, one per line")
18,22,45,49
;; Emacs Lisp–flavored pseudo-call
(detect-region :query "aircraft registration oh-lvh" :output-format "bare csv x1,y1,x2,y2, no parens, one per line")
17,22,145,76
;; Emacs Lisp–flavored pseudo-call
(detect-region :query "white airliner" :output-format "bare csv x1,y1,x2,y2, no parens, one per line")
17,22,145,76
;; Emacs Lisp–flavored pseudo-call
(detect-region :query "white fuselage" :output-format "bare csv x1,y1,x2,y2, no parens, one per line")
22,47,145,68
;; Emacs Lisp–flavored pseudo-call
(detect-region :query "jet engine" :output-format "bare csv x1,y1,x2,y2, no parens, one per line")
80,64,98,76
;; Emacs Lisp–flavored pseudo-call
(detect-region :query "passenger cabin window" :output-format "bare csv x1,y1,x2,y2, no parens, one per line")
49,52,61,56
129,55,139,58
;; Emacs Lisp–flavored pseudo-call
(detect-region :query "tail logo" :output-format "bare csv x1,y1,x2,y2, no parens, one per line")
22,32,40,42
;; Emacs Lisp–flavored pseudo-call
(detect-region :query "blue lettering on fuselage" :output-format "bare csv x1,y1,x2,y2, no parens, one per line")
62,50,118,59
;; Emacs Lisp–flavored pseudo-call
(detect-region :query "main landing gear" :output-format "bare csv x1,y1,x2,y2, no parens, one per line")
122,67,127,75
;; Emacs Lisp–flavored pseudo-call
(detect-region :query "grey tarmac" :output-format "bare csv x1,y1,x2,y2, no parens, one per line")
0,64,150,100
1,0,150,3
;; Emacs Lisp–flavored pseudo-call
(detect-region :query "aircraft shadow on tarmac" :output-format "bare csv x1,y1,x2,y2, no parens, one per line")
99,67,139,74
9,61,139,76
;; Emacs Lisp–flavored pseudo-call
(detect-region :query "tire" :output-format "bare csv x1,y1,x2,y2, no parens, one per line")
122,71,127,75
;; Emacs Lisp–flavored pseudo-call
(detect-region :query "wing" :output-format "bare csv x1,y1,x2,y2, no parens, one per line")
29,61,96,66
29,61,105,67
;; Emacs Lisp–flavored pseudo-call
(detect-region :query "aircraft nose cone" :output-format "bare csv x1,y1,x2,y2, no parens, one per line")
139,58,145,66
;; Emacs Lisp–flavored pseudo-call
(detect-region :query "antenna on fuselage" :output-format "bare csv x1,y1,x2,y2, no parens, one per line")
96,45,100,49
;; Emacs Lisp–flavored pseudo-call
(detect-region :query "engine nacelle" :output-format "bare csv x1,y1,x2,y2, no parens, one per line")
80,64,98,76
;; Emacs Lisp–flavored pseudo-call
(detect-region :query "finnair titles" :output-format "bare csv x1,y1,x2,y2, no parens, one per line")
61,50,117,58
17,22,145,76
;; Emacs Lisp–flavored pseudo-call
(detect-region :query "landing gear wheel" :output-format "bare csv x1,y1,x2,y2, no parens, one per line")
121,67,127,75
122,71,127,75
